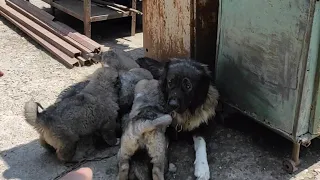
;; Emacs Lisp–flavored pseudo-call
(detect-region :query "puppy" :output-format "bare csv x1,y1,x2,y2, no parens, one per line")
92,47,140,71
56,47,140,104
136,57,219,180
117,79,173,180
118,68,154,115
24,67,120,162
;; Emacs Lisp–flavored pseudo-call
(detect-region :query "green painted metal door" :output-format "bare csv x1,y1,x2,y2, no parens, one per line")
216,0,317,137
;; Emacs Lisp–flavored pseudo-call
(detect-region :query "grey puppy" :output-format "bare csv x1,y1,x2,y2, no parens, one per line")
24,67,120,162
117,79,173,180
55,47,140,104
27,49,153,159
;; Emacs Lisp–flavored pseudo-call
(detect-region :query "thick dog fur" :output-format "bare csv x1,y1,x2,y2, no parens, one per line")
118,68,154,115
24,49,152,162
24,67,120,162
117,79,173,180
136,57,219,180
93,47,140,71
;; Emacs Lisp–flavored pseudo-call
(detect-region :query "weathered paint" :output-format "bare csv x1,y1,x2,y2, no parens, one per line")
216,0,316,136
309,1,320,135
142,0,192,61
142,0,219,70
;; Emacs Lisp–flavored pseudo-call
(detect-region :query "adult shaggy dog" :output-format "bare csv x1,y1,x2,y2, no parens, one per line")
136,57,219,180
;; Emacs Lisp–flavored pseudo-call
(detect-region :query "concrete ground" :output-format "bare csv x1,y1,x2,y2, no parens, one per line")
1,3,320,180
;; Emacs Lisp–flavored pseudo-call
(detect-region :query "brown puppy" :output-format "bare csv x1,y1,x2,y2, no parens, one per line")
117,79,172,180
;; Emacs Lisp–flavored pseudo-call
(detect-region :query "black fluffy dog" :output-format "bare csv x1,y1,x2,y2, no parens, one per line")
136,57,219,180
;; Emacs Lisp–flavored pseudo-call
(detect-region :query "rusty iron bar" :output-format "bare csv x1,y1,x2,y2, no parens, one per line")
291,143,301,165
55,21,101,52
6,0,93,56
9,0,54,21
77,56,92,66
0,9,78,68
130,0,136,36
0,2,81,58
91,0,142,15
83,0,91,38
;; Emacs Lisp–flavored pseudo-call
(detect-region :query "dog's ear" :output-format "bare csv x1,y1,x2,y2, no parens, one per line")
201,64,214,82
136,57,165,79
189,65,212,114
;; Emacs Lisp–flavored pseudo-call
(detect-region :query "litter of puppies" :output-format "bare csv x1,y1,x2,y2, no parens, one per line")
23,49,219,180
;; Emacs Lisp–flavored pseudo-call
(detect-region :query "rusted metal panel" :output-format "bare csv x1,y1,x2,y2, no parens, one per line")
143,0,192,61
0,9,78,68
142,0,219,73
216,0,315,135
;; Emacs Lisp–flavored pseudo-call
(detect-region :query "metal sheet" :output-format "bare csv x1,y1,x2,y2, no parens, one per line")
309,1,320,135
216,0,314,134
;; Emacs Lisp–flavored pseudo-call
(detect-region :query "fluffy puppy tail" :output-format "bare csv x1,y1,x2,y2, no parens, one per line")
141,114,172,132
24,100,44,129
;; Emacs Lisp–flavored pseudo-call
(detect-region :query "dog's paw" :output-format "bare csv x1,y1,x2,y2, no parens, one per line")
194,160,210,180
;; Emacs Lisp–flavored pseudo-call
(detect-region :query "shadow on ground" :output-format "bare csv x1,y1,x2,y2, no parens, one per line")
0,137,119,180
0,140,64,180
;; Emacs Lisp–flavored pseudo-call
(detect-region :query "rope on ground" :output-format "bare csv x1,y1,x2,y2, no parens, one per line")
52,152,117,180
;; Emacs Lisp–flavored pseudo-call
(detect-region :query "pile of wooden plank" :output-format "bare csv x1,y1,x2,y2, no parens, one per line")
0,0,104,68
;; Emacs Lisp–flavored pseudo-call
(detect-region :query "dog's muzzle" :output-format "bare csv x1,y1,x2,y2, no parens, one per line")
168,98,180,110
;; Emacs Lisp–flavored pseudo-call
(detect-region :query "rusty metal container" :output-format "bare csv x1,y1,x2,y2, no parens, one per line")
216,0,320,173
142,0,219,72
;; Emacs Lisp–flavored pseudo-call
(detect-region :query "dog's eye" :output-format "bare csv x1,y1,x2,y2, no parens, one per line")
182,78,192,91
186,83,191,90
185,82,192,90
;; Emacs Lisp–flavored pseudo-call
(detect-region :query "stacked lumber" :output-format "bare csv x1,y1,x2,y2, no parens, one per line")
0,0,103,68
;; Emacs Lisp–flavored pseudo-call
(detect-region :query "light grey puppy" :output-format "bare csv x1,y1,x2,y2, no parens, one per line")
117,79,173,180
24,67,119,162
